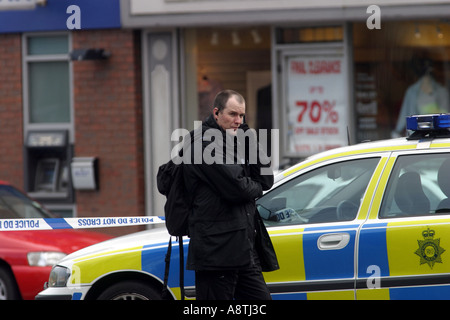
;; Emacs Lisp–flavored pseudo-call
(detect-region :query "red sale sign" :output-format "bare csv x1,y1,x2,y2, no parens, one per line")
286,55,348,157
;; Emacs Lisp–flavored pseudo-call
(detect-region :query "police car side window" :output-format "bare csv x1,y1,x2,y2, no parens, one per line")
257,158,380,226
379,154,450,218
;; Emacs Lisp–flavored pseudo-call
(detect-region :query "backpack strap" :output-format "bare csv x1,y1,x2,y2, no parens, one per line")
162,236,186,300
161,236,172,300
179,236,185,300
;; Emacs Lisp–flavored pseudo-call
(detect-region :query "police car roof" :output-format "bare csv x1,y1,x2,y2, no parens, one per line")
276,134,450,183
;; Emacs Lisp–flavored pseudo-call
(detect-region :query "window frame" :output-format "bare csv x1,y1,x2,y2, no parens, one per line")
258,154,382,227
379,151,450,219
22,32,74,143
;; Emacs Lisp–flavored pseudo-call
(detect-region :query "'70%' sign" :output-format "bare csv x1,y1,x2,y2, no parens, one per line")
295,100,339,124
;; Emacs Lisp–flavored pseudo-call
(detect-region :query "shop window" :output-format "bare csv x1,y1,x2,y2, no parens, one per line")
24,34,71,124
353,20,450,143
183,27,272,130
274,25,347,159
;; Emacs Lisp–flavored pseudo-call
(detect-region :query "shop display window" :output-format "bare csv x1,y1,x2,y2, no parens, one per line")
353,20,450,142
183,27,272,130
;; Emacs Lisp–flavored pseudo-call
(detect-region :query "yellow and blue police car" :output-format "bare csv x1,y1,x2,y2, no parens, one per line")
36,114,450,300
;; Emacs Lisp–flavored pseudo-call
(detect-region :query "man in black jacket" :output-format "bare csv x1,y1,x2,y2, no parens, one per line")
183,90,278,300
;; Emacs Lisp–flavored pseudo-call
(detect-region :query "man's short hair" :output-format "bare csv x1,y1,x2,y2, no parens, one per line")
213,90,245,113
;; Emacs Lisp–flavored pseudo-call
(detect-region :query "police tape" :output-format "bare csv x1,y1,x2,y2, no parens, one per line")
0,216,166,231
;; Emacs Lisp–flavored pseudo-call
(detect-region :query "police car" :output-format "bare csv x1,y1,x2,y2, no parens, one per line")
36,114,450,300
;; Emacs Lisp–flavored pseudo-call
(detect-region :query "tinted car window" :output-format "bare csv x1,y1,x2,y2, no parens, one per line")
380,153,450,218
257,157,380,226
0,185,52,219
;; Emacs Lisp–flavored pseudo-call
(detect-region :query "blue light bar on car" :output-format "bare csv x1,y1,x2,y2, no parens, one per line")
406,114,450,131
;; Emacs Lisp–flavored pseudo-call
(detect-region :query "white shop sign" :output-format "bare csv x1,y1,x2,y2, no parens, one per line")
285,54,349,157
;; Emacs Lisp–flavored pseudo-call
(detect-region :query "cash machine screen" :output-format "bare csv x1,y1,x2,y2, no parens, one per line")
35,159,60,192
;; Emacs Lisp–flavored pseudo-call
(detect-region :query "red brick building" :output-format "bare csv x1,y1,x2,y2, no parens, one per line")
0,34,23,187
0,1,144,236
71,30,144,236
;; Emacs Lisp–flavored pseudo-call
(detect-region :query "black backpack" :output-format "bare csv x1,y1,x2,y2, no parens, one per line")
156,158,191,300
156,159,190,237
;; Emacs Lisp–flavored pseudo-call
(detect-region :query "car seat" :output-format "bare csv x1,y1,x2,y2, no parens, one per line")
394,171,430,216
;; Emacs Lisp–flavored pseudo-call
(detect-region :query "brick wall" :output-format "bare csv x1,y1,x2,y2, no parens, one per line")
72,30,144,236
0,34,24,188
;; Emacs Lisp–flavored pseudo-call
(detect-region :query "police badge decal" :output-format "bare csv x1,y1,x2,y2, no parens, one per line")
415,228,445,269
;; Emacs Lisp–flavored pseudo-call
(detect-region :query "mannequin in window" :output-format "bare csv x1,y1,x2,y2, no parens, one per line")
393,60,450,137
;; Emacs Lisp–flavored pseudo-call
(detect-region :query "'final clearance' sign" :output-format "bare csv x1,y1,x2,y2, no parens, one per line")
286,55,348,157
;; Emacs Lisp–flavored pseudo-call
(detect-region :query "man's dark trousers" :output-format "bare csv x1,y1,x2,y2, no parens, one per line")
195,267,272,300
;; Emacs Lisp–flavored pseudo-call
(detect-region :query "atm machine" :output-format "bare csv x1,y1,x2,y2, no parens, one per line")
24,130,74,203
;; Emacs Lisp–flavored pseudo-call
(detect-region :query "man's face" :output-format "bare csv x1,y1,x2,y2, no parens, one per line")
214,95,245,134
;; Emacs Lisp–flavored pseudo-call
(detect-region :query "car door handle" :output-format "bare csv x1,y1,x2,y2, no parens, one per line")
317,233,350,250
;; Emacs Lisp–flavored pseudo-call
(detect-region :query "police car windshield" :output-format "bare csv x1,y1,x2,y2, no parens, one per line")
0,185,53,219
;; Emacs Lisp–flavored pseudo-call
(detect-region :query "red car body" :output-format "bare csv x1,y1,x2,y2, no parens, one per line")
0,181,111,300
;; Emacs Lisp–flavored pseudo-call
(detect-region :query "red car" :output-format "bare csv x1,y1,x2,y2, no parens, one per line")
0,181,111,300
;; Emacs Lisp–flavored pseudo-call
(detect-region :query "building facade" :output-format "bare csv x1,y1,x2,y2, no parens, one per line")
0,0,144,236
121,0,450,227
1,0,450,235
